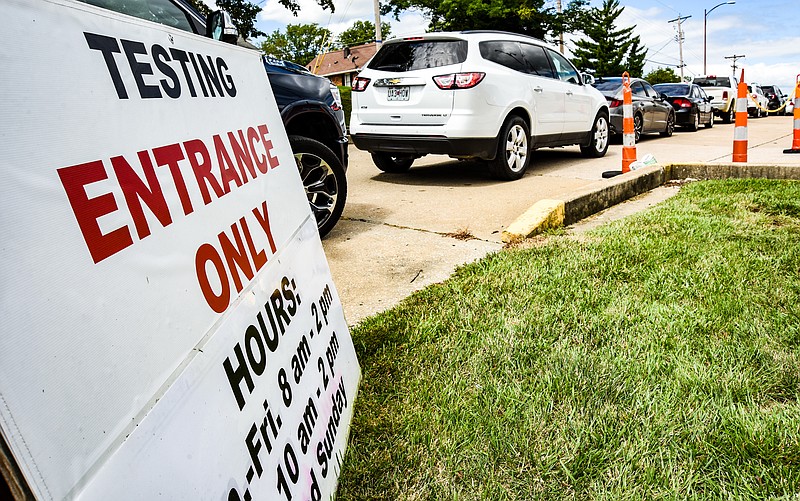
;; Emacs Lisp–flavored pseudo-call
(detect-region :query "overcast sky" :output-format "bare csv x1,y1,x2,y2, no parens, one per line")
251,0,799,93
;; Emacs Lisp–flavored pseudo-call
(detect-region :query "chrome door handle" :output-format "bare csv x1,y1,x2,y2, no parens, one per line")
533,86,543,93
566,90,574,96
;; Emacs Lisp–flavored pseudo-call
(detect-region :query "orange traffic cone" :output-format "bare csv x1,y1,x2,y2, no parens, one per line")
784,74,800,154
732,69,748,163
621,72,637,173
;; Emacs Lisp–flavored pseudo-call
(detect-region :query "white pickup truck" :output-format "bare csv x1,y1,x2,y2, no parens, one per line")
692,75,739,123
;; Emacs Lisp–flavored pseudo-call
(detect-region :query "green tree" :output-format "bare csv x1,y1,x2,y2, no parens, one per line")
337,20,392,47
382,0,588,42
185,0,336,41
643,67,680,85
260,24,333,66
571,0,647,77
215,0,265,39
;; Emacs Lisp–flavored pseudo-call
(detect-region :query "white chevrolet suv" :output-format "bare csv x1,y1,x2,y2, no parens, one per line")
350,31,610,180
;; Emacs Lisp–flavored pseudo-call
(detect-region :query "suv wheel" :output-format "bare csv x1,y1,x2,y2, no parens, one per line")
705,112,714,128
580,112,609,158
489,116,530,181
371,153,414,173
290,135,347,238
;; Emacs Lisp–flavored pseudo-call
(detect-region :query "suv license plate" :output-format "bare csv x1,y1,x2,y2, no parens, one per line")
387,86,409,101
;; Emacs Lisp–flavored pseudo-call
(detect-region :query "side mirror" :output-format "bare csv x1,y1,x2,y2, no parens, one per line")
581,73,595,86
207,10,239,44
660,92,669,101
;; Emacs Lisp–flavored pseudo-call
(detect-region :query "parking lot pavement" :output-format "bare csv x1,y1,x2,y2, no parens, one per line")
324,116,799,325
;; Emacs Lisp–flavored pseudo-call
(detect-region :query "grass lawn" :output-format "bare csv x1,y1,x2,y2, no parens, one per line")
336,179,800,500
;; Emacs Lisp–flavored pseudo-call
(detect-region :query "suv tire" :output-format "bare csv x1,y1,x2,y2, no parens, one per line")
371,153,414,173
290,135,347,238
488,116,530,181
580,112,610,158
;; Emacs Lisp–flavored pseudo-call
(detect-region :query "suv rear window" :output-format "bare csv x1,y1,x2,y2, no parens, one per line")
694,77,732,87
367,40,468,72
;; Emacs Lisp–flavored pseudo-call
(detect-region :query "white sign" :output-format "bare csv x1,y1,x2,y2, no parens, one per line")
0,1,359,500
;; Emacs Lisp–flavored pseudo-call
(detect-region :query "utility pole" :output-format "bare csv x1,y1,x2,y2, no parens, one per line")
557,0,564,54
668,14,691,80
373,0,382,46
725,54,745,75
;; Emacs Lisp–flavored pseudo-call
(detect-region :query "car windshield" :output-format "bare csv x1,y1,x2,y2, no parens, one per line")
367,40,468,72
592,78,622,92
654,84,690,96
694,77,731,87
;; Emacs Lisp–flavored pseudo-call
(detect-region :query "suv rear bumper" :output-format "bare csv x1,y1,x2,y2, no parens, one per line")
351,134,497,160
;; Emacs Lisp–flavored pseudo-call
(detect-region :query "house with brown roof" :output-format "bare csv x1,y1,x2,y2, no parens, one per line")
307,42,379,87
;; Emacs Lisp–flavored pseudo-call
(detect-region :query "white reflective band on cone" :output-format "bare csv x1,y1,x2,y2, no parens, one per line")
623,135,635,147
737,98,748,112
623,104,633,116
734,127,748,140
794,119,800,128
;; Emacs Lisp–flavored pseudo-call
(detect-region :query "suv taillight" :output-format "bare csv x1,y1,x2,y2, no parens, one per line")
432,72,485,90
352,77,370,92
607,98,623,108
722,90,728,100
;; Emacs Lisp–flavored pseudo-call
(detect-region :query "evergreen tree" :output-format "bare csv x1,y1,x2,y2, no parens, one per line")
571,0,647,77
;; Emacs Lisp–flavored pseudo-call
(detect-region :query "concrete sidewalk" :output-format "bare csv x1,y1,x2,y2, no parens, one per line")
324,116,800,325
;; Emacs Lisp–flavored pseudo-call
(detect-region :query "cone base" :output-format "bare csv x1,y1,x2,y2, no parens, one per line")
784,149,800,154
602,170,623,178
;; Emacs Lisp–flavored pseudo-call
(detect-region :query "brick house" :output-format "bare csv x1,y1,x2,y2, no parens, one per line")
307,42,379,86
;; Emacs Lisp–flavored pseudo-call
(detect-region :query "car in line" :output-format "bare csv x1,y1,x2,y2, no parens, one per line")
592,77,675,142
77,0,348,237
349,31,610,181
747,84,770,118
693,75,738,123
652,82,715,131
761,84,787,115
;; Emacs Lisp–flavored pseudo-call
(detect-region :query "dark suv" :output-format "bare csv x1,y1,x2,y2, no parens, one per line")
78,0,348,236
761,85,787,116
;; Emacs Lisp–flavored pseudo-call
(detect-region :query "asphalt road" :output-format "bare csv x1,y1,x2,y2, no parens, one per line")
323,115,798,325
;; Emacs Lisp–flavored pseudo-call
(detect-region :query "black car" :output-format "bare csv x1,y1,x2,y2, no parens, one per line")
592,77,675,142
761,85,787,116
653,83,715,131
78,0,348,237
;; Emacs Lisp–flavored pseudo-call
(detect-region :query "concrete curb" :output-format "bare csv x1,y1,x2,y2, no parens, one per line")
501,162,800,242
